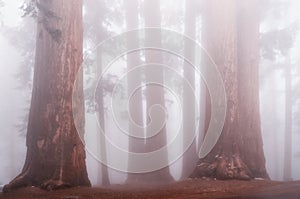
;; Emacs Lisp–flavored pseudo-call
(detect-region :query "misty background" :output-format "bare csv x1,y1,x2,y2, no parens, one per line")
0,0,299,186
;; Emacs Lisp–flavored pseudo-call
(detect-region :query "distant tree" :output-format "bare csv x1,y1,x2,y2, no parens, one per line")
4,0,90,192
142,0,174,182
84,0,110,186
144,0,173,182
190,0,268,180
124,0,146,184
0,1,38,138
294,60,300,142
181,0,197,178
259,2,298,180
284,56,292,180
2,16,36,135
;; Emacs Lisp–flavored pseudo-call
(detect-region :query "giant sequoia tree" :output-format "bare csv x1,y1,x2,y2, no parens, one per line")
4,0,90,192
236,0,268,179
190,0,268,180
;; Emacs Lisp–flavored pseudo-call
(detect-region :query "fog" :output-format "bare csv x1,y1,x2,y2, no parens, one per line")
0,0,300,187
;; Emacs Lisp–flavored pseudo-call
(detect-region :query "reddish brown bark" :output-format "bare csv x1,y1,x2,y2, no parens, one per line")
236,0,268,178
4,0,90,192
190,0,268,180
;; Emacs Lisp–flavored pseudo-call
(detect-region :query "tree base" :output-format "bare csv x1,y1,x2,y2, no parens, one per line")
190,154,253,180
40,180,71,191
3,172,31,193
3,170,90,193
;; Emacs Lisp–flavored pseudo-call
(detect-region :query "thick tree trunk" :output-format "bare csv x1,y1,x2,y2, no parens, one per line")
4,0,90,192
190,0,268,180
236,0,269,179
191,0,246,180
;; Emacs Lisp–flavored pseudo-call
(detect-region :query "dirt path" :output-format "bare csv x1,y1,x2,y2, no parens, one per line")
1,179,300,199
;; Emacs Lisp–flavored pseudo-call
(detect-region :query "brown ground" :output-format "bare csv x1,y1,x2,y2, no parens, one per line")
1,179,300,199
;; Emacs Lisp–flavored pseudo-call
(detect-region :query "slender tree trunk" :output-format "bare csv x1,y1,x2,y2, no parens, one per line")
181,0,197,179
283,57,292,181
271,81,280,179
91,0,110,186
190,0,268,180
95,47,110,186
141,0,174,182
271,85,279,179
84,0,110,186
4,0,90,192
124,0,147,184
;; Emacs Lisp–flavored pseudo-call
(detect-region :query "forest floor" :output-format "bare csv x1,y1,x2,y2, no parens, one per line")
1,179,300,199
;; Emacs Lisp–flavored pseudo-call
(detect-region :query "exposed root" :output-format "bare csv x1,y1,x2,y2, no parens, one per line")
41,179,71,191
3,172,31,193
190,154,253,180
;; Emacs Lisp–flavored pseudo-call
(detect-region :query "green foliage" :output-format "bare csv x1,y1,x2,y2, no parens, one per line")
2,15,36,135
293,60,300,132
259,0,300,140
20,1,38,18
259,0,298,62
83,0,127,112
261,23,298,61
3,17,36,89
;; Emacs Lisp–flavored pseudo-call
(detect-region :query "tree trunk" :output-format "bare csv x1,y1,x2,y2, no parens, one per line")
91,0,110,186
124,0,147,184
190,0,268,180
4,0,90,192
95,47,110,186
181,0,197,179
236,0,269,179
283,56,292,181
144,0,174,182
132,0,174,183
